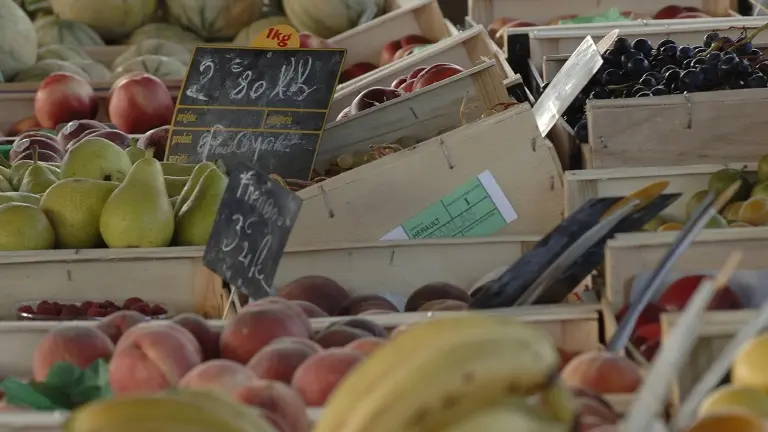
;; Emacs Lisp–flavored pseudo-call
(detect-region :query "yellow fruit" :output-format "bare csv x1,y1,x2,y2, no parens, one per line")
698,385,768,418
642,216,667,231
729,222,752,228
658,222,683,231
721,201,744,221
737,196,768,226
732,334,768,392
684,411,763,432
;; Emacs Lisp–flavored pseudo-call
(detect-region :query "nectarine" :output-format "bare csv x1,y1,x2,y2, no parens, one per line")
291,300,328,318
172,313,221,360
96,310,149,344
291,348,364,406
314,325,370,348
220,305,311,364
277,275,351,315
33,326,115,381
179,359,257,395
246,343,315,384
34,72,98,129
234,380,310,432
350,87,403,114
270,336,322,354
346,337,386,357
561,351,643,394
337,294,399,316
404,282,470,312
413,65,465,91
108,73,174,134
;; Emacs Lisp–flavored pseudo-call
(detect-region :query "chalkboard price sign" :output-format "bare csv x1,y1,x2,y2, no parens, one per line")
203,160,302,300
166,45,346,180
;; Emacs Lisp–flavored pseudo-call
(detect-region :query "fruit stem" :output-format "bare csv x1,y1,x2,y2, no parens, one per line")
698,23,768,58
32,146,38,165
145,147,154,159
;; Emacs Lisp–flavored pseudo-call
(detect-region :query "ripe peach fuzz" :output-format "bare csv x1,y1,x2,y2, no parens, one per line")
33,326,115,381
277,275,351,315
96,310,149,343
109,322,203,395
561,350,643,394
270,336,322,353
220,305,311,364
292,348,364,406
247,343,315,384
247,296,313,334
172,313,221,360
179,359,258,396
234,380,309,432
346,337,387,357
314,325,369,349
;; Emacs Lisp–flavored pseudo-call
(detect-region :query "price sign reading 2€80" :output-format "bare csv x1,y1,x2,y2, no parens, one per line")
165,34,346,181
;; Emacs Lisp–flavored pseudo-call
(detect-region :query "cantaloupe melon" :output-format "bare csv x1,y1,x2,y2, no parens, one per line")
14,59,89,82
70,60,111,82
283,0,384,38
233,16,293,46
127,23,202,45
0,0,38,80
49,0,157,42
37,44,91,62
112,39,191,70
34,15,105,47
111,55,187,81
165,0,263,41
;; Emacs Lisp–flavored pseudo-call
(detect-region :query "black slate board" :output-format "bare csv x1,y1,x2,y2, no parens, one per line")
166,46,346,180
469,193,681,309
203,160,302,300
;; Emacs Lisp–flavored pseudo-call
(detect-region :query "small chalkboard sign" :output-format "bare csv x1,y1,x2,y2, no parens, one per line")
203,160,302,300
166,45,346,181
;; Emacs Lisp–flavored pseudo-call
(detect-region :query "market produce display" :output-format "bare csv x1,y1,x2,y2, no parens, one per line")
339,34,436,83
17,297,169,319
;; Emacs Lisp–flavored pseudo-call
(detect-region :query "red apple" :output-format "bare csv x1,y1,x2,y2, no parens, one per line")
6,117,42,137
630,323,661,347
350,87,403,114
654,5,686,19
413,65,465,90
10,134,64,162
400,34,432,46
340,62,377,84
638,338,661,361
336,106,352,122
108,73,174,134
414,63,462,81
68,129,131,150
398,79,416,93
34,72,98,130
380,40,403,66
407,67,427,81
657,274,741,312
299,32,337,49
675,11,710,18
56,119,107,150
14,148,61,163
136,125,170,161
391,76,408,89
393,44,423,61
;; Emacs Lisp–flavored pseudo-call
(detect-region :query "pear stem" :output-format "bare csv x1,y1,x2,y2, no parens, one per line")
31,146,38,165
145,147,155,159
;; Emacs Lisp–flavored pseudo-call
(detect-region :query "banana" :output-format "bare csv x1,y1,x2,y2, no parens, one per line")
314,314,561,432
442,397,572,432
64,391,278,432
167,389,284,430
536,379,578,425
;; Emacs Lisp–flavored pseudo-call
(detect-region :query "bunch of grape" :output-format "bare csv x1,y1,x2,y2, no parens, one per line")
562,32,768,143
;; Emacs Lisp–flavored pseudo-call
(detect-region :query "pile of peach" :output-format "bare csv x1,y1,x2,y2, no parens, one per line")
339,34,436,83
336,62,466,120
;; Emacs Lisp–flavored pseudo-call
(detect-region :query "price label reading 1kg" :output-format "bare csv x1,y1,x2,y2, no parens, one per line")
203,160,302,300
166,45,346,181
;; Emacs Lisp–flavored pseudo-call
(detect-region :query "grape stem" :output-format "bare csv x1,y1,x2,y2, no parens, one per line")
698,23,768,58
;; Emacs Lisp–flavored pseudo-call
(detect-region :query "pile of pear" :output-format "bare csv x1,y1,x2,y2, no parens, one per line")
0,137,227,251
644,156,768,232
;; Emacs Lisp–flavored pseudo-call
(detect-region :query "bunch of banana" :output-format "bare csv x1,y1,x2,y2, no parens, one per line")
315,314,576,432
64,389,278,432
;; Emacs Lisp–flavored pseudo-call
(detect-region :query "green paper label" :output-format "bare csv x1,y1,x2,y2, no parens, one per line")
381,170,517,240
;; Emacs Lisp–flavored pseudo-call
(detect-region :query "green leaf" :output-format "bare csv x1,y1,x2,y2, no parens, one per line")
70,359,112,406
28,381,74,410
45,362,85,389
0,379,59,410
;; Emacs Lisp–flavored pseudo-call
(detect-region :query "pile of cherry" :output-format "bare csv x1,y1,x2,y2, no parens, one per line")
564,31,768,143
17,297,168,320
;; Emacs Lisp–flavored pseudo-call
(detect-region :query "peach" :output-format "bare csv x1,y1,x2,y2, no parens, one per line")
35,72,98,129
179,359,257,395
291,348,364,406
172,313,221,360
234,380,310,432
291,300,328,318
96,310,149,343
109,322,202,395
33,326,115,381
220,305,311,364
277,275,351,315
314,325,370,349
346,337,386,357
246,343,315,384
418,299,468,312
561,351,643,394
404,282,470,312
246,297,312,334
270,336,322,354
337,294,399,316
329,318,387,337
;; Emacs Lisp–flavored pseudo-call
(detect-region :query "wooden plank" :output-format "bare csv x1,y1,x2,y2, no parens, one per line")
317,60,511,169
564,163,757,219
604,229,768,312
469,0,731,27
331,26,510,119
291,103,564,246
587,88,768,168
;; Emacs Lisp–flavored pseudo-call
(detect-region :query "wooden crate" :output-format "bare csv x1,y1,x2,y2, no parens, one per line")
328,0,451,70
604,229,768,312
564,163,757,219
0,81,182,134
290,103,565,247
470,0,731,27
318,59,512,169
586,88,768,169
331,25,515,119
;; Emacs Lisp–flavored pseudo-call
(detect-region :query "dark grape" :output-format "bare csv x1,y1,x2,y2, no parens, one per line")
627,56,651,78
661,65,678,75
691,57,707,68
602,69,624,86
722,50,737,58
590,87,611,99
698,65,719,88
748,48,764,60
603,50,621,68
664,68,682,83
757,61,768,75
631,86,646,97
677,46,695,64
693,47,707,57
679,69,704,92
703,32,719,49
705,51,722,67
650,86,668,96
632,38,653,58
622,50,643,69
718,36,734,51
643,71,663,83
729,79,747,89
734,36,752,55
748,73,768,88
613,37,632,55
639,76,657,88
658,39,676,49
682,58,694,70
718,55,740,76
573,120,588,143
691,45,704,52
636,91,652,97
661,44,678,58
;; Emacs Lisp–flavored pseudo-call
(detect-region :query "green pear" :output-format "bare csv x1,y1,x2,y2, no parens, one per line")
125,140,146,165
0,153,10,169
165,176,189,198
169,196,179,208
174,162,215,214
45,163,61,170
0,176,12,192
708,168,750,203
10,160,59,190
705,213,729,229
173,168,227,246
758,155,768,183
0,203,55,250
44,165,60,179
0,192,41,206
752,181,768,199
60,137,132,182
643,215,667,231
686,190,708,220
161,162,197,177
0,166,10,182
19,147,58,195
40,178,119,249
99,150,175,248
